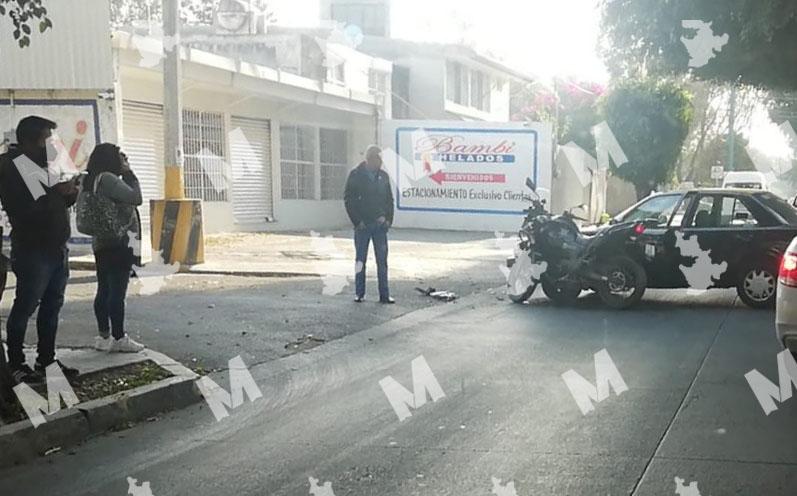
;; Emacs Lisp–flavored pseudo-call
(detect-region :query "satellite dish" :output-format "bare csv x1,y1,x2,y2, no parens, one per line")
215,0,249,33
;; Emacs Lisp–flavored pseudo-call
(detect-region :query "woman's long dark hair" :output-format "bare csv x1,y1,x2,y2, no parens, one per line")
84,143,123,191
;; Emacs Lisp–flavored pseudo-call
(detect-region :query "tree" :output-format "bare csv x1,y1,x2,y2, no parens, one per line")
511,78,605,152
692,132,756,185
599,79,694,199
600,0,797,90
0,0,52,47
678,82,762,182
110,0,277,28
112,0,213,27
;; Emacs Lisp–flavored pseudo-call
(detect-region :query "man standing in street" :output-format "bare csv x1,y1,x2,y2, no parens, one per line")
344,145,395,304
0,116,79,384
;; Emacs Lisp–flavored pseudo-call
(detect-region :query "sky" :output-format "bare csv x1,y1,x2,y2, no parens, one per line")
269,0,609,83
267,0,793,161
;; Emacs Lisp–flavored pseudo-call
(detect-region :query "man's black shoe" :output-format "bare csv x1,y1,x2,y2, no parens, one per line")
10,364,44,385
35,359,79,378
380,297,396,304
354,296,365,303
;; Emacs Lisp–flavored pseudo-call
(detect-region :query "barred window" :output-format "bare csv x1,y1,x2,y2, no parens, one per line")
280,125,316,200
320,128,348,200
183,110,227,201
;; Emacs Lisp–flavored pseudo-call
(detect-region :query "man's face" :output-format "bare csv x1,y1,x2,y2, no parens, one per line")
366,151,383,170
37,129,53,150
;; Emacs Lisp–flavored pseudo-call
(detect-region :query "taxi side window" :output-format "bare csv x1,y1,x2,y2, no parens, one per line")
720,196,759,227
690,196,718,227
669,197,691,227
624,195,681,225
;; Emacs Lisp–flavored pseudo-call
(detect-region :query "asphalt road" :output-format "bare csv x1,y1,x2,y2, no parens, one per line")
2,289,795,495
2,229,511,372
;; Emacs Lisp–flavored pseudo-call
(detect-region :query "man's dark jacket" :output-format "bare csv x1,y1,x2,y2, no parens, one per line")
0,145,74,252
344,162,394,227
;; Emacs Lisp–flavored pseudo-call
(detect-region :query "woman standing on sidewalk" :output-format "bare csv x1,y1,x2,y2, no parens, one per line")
79,143,145,353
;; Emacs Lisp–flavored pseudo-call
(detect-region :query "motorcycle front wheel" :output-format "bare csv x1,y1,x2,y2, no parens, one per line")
506,252,539,304
597,256,647,309
541,274,581,305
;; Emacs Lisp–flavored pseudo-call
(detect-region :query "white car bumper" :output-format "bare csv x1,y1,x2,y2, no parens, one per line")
776,282,797,352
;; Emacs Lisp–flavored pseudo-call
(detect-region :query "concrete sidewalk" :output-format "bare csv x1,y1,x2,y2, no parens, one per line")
0,344,200,468
70,229,516,283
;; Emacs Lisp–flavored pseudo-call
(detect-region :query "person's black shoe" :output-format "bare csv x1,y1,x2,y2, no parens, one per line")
354,296,365,303
10,364,44,385
35,359,79,378
380,297,396,304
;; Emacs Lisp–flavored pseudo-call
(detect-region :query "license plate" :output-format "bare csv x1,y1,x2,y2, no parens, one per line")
645,243,656,258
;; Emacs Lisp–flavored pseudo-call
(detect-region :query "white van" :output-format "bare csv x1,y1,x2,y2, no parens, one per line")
722,171,768,190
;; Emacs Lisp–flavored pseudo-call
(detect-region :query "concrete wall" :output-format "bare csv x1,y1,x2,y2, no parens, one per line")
119,66,377,234
606,174,638,215
404,56,447,120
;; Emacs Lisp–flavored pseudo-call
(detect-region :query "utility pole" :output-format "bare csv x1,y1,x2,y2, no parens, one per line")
727,82,737,172
163,0,183,199
150,0,205,266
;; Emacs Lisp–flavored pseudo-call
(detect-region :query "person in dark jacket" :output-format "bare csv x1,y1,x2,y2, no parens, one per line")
0,116,78,384
83,144,145,353
344,145,395,303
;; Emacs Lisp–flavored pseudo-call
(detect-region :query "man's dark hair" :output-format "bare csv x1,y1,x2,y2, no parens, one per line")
15,115,57,145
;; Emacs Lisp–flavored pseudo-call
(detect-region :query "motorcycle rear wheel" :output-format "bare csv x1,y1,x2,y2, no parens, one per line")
597,256,647,310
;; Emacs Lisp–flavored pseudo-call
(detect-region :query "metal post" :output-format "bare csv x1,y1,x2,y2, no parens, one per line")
150,0,204,266
727,82,737,172
163,0,184,199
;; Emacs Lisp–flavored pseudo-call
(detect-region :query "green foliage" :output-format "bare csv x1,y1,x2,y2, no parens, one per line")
0,0,52,47
600,0,797,90
600,79,694,198
692,132,756,185
511,79,606,152
110,0,277,28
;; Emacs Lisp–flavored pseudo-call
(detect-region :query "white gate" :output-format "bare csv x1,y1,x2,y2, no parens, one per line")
121,101,164,254
229,116,273,227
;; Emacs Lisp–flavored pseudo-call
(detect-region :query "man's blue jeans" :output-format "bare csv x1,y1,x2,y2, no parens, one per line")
354,223,389,300
5,246,69,367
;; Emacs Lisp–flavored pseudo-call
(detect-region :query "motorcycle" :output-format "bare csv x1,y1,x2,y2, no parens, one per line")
506,178,648,309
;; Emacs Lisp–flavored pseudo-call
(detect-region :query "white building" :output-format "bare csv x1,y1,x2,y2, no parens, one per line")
321,0,534,122
0,0,395,246
115,24,392,235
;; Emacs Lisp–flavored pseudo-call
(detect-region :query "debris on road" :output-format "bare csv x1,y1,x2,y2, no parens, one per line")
285,334,326,353
415,287,458,302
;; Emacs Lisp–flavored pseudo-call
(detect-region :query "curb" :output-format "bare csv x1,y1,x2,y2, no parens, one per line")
69,260,320,279
69,260,96,271
0,349,201,469
186,268,321,278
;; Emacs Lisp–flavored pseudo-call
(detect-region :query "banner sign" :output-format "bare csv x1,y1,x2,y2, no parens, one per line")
394,126,539,215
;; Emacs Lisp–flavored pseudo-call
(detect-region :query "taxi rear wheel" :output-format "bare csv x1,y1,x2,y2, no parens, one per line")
736,263,777,309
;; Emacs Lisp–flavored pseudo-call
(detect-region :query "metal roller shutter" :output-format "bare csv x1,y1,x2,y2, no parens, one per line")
230,116,273,227
122,101,164,253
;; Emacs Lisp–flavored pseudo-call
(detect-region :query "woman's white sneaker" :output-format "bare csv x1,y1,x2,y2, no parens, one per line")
94,336,111,351
109,335,145,353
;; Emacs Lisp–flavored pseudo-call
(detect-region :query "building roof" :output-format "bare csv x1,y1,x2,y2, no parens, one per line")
358,37,536,82
112,30,382,116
